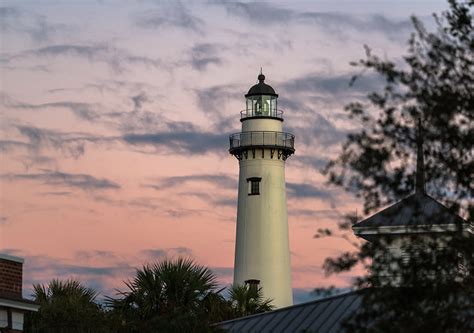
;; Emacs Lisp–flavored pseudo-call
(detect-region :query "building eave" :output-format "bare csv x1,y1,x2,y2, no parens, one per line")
0,297,40,312
353,222,473,236
0,253,24,263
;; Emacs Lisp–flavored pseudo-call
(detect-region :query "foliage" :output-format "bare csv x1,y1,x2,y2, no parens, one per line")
319,1,474,331
336,232,474,332
23,259,274,332
324,0,473,219
106,257,273,332
227,284,274,317
24,279,107,333
106,257,221,332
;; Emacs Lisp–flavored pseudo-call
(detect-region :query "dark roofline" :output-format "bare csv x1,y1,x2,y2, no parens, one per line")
244,92,279,98
422,193,469,224
353,192,468,230
0,292,39,306
215,289,364,326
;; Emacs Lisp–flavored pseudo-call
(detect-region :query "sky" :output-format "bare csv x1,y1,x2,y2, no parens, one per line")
0,0,449,304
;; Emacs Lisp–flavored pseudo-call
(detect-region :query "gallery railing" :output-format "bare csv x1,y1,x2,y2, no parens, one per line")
229,131,295,156
240,109,284,120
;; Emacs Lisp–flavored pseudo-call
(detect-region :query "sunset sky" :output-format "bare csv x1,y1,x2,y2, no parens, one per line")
0,0,448,303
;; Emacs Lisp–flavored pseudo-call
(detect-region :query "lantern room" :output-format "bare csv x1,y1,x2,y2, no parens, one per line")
242,73,281,119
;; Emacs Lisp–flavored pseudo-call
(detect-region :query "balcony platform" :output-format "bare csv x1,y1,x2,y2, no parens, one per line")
229,131,295,160
240,109,284,121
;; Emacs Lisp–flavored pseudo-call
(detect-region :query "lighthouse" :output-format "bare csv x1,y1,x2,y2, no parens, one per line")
229,72,295,308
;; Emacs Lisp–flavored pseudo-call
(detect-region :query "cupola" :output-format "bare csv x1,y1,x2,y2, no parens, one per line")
243,72,280,119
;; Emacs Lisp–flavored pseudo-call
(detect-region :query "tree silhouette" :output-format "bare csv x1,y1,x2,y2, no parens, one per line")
325,0,473,219
25,279,107,333
106,258,273,332
227,284,274,318
106,258,222,332
320,1,474,331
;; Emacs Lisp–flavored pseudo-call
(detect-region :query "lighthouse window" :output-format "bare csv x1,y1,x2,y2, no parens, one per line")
247,177,261,195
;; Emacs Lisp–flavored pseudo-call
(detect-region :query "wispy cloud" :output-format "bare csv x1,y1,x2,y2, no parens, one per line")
0,124,111,165
91,194,205,218
0,44,163,73
134,2,204,33
39,191,72,196
298,12,410,38
287,182,333,201
122,131,227,155
215,1,410,41
75,250,119,262
0,123,113,171
131,92,149,112
194,84,241,131
212,197,237,208
2,93,101,121
0,139,30,153
289,208,341,220
140,247,193,259
2,249,134,299
216,1,293,24
1,170,121,191
92,195,162,212
3,95,225,159
0,216,9,225
189,43,223,71
145,174,236,190
288,114,346,148
282,72,381,97
294,155,329,171
0,6,71,42
16,126,93,158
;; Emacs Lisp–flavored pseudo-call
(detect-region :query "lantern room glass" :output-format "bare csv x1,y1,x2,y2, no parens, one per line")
245,95,277,117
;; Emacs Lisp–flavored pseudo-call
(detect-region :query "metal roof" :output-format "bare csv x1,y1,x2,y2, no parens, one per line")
245,74,278,98
353,193,467,230
217,291,362,332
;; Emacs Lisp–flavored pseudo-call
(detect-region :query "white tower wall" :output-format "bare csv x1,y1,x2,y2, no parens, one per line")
234,152,293,308
242,118,282,132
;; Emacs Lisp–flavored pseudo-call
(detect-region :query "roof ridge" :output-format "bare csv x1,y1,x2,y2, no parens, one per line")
215,289,363,325
353,192,467,230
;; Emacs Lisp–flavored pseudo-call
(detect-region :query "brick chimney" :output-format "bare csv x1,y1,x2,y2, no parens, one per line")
0,254,24,299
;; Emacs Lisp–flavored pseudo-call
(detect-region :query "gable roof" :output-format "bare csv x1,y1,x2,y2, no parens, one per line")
217,290,362,333
353,193,467,230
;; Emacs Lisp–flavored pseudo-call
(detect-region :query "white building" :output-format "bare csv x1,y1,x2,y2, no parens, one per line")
229,72,295,308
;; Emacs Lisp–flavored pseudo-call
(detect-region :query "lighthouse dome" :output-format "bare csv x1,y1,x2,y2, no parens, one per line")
245,73,278,97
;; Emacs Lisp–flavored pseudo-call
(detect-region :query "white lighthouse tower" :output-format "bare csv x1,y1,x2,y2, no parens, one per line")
229,72,294,308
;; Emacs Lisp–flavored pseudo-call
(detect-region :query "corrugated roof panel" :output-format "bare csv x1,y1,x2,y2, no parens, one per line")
328,295,362,333
282,302,323,332
293,301,331,330
248,310,279,332
272,306,307,333
218,290,473,332
318,294,358,332
238,310,283,332
262,305,294,332
307,296,346,331
235,315,261,332
217,291,364,333
228,314,261,332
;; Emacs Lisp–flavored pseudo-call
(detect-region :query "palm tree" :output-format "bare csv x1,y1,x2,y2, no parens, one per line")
25,279,106,333
107,257,223,332
227,284,274,318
